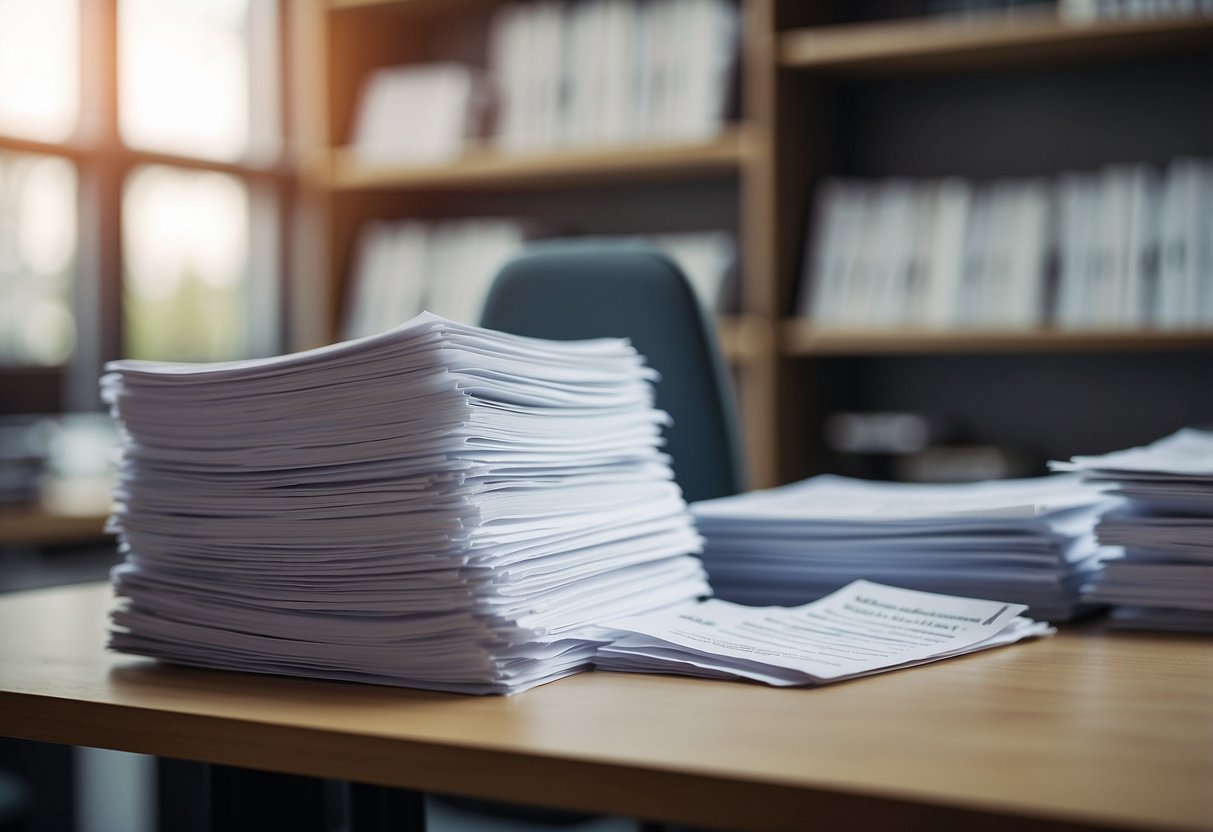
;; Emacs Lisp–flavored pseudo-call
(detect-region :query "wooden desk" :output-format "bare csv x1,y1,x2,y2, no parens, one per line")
0,583,1209,832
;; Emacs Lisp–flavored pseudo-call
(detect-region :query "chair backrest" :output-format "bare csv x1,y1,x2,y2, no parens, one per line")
480,242,744,503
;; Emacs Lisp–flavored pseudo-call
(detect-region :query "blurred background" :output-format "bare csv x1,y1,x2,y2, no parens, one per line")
0,0,1210,829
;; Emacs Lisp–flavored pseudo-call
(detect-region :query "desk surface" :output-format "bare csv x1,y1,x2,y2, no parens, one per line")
0,583,1210,832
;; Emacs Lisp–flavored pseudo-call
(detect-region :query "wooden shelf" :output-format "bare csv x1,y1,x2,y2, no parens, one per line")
780,12,1213,74
319,131,748,191
328,0,499,15
782,323,1213,356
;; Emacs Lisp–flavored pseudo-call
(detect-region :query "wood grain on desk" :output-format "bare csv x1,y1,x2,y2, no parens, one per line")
0,583,1209,832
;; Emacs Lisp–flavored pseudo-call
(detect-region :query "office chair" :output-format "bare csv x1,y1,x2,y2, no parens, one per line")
359,243,741,832
422,243,746,830
480,241,745,503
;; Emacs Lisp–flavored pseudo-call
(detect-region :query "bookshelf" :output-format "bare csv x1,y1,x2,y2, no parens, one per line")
300,0,784,486
768,6,1213,482
297,0,1213,489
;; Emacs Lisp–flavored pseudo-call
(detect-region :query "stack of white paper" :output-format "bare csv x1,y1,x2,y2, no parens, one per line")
596,579,1054,687
102,312,708,694
1052,428,1213,633
692,474,1110,622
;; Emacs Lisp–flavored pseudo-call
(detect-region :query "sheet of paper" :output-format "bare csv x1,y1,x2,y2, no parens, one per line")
1052,427,1213,478
598,580,1051,686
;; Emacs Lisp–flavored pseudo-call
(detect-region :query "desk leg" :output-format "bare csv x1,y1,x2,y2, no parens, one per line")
345,783,426,832
159,759,328,832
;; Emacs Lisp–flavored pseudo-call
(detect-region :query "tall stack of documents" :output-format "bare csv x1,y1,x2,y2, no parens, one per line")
102,312,708,694
692,475,1108,622
1052,428,1213,633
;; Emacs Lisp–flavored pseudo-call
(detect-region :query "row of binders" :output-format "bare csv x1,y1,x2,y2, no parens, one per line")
341,220,736,339
490,0,738,152
342,220,526,339
1057,0,1213,18
103,313,709,694
799,158,1213,330
1053,428,1213,633
919,0,1213,17
349,0,738,164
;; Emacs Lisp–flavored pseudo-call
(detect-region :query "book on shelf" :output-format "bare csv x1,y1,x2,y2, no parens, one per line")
342,222,737,338
349,64,485,165
342,219,528,340
1059,0,1213,20
798,157,1213,332
857,0,1213,20
487,0,738,154
822,410,1039,482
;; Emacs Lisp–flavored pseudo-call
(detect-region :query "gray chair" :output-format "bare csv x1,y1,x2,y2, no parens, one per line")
432,241,744,831
481,241,744,503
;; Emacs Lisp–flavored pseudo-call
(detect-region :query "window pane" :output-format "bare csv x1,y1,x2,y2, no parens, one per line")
122,165,250,361
0,0,79,141
118,0,251,161
0,152,77,365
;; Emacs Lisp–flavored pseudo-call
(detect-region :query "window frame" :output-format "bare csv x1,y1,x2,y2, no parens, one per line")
0,0,298,413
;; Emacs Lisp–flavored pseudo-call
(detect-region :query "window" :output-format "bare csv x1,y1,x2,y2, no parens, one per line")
0,152,77,366
122,166,252,361
0,0,79,143
0,0,291,413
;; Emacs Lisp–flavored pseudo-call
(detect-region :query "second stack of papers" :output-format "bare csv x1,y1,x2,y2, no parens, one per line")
692,474,1109,621
1053,428,1213,633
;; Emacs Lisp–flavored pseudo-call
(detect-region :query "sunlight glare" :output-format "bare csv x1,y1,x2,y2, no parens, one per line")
0,151,77,366
17,156,77,276
0,0,78,141
23,298,75,364
119,0,250,161
123,165,250,361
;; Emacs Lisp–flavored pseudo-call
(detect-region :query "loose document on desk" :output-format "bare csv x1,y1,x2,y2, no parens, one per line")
596,580,1053,686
